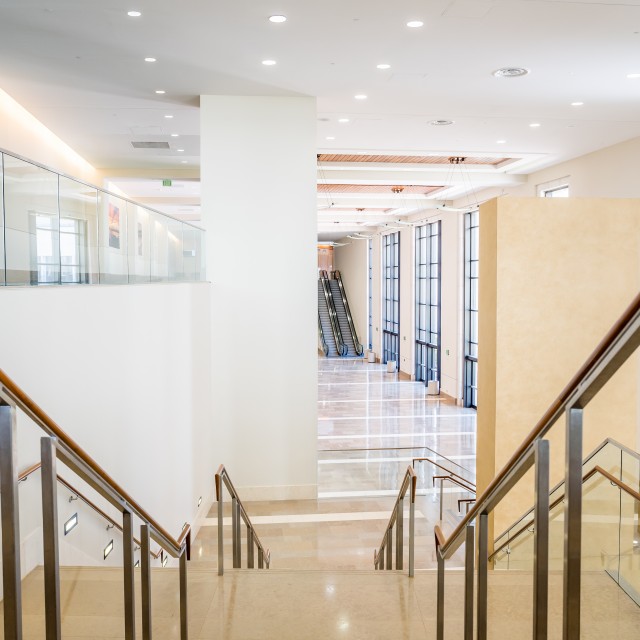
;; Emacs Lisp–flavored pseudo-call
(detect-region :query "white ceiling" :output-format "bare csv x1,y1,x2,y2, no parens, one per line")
1,1,639,236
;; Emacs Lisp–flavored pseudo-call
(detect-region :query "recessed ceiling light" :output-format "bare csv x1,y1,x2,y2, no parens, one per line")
262,59,277,66
177,149,184,152
493,67,529,78
269,15,287,23
429,119,454,126
627,73,640,79
496,139,507,144
181,160,188,164
155,90,165,94
144,57,156,63
376,64,391,70
326,136,335,140
164,114,174,119
338,118,350,123
354,94,367,100
171,133,179,137
570,101,584,106
529,122,541,127
406,20,424,28
127,10,141,17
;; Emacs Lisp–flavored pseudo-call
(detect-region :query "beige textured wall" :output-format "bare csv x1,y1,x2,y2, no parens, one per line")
478,197,640,535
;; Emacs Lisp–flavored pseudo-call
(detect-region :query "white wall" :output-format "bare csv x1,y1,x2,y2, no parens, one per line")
200,95,318,500
334,239,368,350
0,283,214,552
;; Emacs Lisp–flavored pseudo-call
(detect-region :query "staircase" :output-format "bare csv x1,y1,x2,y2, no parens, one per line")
318,279,340,356
328,279,360,357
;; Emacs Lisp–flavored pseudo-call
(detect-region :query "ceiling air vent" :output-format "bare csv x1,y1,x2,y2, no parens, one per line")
131,141,170,149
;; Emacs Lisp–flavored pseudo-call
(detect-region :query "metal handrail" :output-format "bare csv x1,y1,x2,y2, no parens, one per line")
0,368,187,556
434,291,640,640
215,464,270,574
373,466,417,576
318,313,329,356
18,462,170,561
0,368,192,640
438,291,640,560
319,270,348,356
413,456,476,490
492,437,639,548
489,463,640,562
331,270,364,356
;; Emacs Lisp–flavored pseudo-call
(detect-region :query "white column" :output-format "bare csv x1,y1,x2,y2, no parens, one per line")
200,96,318,500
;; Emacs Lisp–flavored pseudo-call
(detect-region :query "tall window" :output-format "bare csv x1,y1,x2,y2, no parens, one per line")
368,238,373,350
382,232,400,368
415,221,441,383
464,211,479,408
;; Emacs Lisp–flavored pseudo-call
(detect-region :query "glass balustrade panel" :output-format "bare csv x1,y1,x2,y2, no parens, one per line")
127,201,152,283
0,153,5,285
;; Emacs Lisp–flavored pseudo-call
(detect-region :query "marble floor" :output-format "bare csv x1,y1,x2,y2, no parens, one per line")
192,357,477,572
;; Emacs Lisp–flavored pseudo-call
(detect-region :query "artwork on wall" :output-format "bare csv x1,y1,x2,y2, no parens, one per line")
108,204,120,249
137,222,143,256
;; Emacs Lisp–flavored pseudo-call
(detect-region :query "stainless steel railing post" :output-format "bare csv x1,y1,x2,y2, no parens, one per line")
464,524,475,640
141,524,152,640
0,403,23,640
439,477,444,520
477,513,488,640
217,480,224,576
563,408,583,640
122,509,136,640
385,527,393,569
247,528,255,568
408,494,415,577
231,497,240,568
179,548,188,640
41,436,61,640
436,552,445,640
534,439,550,640
258,547,264,569
397,514,402,570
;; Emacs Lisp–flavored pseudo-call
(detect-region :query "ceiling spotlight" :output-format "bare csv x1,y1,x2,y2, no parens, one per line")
155,90,166,94
407,20,424,28
262,59,277,66
181,160,188,164
269,15,287,23
493,67,529,78
338,118,350,123
429,119,453,126
144,57,156,63
127,10,142,17
496,139,506,144
326,136,335,140
165,115,174,119
376,64,391,70
626,73,640,79
354,94,367,100
171,133,179,137
177,149,184,152
570,102,584,106
391,186,404,193
529,122,541,128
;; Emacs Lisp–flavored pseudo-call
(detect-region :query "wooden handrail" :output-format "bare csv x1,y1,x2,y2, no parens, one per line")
439,291,640,558
18,462,171,560
0,368,188,556
489,464,640,561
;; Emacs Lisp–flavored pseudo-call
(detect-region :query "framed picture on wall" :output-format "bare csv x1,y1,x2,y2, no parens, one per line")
108,204,120,249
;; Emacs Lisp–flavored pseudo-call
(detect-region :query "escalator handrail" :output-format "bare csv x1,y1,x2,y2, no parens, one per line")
331,270,364,356
319,271,348,356
317,313,329,356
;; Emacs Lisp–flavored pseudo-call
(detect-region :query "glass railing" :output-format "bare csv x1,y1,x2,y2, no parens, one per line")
0,149,206,286
491,439,640,605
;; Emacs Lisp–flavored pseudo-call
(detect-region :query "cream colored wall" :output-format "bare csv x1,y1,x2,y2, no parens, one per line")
477,197,640,535
334,239,368,349
0,89,97,183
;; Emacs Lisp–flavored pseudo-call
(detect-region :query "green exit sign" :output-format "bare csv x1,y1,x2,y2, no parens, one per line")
162,179,172,187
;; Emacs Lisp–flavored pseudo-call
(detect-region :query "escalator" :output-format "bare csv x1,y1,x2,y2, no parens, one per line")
318,278,342,356
329,270,364,357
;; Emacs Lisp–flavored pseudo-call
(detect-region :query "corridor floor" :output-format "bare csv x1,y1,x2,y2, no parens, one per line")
193,357,477,571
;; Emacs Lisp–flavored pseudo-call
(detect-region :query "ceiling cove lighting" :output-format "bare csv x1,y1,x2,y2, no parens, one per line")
64,513,78,535
262,59,277,66
144,57,156,63
104,540,114,560
127,10,142,17
406,20,424,28
376,64,391,70
354,94,367,100
269,15,287,23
